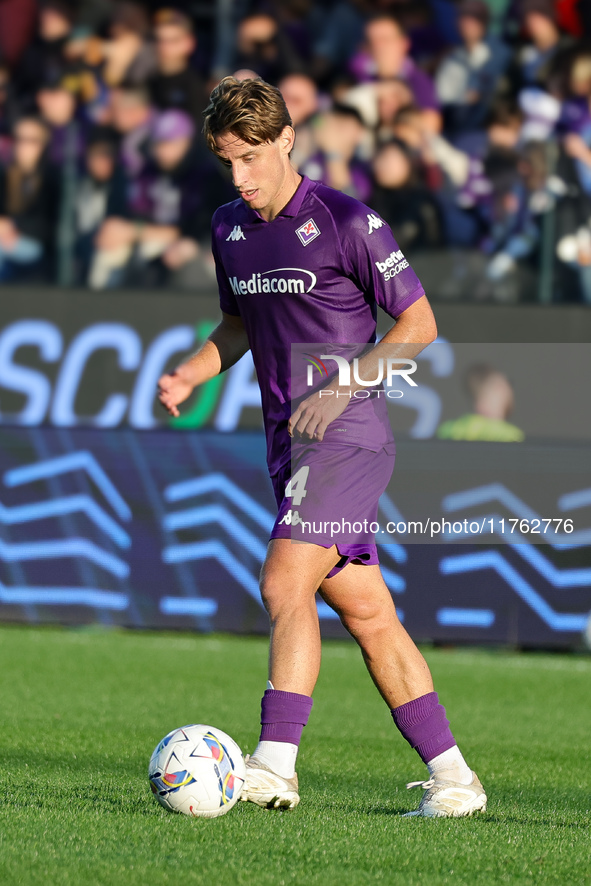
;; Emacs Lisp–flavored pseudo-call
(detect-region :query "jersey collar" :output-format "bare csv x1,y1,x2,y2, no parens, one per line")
243,174,312,223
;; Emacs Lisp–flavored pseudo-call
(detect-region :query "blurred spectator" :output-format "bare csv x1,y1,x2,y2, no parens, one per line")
375,78,415,143
109,84,154,179
264,0,324,70
100,3,156,87
559,51,591,134
486,99,524,151
1,0,590,299
518,86,561,142
36,77,83,166
562,54,591,196
515,0,573,89
342,76,414,139
342,15,442,141
411,100,528,250
369,140,444,251
388,0,455,64
300,105,371,201
553,92,591,303
312,0,368,82
313,0,456,84
350,15,440,119
0,116,58,281
555,212,591,304
389,107,446,190
278,73,320,170
482,141,551,299
15,0,77,106
148,8,207,122
437,364,525,441
234,14,300,85
73,130,129,284
386,104,482,248
435,0,511,139
90,110,226,289
0,65,19,160
71,2,157,90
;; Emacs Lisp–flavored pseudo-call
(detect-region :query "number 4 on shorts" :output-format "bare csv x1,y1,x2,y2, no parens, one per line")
285,466,310,507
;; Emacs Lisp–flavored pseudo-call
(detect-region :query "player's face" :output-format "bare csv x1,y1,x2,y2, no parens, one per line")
215,127,295,220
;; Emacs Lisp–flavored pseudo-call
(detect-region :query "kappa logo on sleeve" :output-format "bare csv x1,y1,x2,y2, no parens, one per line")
226,225,246,241
367,213,384,234
296,218,321,246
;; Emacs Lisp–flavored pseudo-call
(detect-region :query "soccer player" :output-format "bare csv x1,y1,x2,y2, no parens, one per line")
158,77,486,818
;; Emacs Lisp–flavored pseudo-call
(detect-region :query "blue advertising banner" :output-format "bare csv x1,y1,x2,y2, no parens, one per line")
1,288,591,440
0,426,589,648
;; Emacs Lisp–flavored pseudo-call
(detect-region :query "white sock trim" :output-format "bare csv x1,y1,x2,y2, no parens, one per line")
427,746,473,785
251,740,298,779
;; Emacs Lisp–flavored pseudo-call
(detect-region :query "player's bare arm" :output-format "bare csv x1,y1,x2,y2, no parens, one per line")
157,312,249,417
289,295,437,441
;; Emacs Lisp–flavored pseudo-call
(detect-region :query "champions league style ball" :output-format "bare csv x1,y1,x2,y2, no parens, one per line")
148,725,246,818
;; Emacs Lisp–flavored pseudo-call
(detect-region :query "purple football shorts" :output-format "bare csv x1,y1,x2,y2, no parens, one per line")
269,441,396,578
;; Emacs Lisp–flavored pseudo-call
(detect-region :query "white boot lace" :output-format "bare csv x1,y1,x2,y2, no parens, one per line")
406,778,435,790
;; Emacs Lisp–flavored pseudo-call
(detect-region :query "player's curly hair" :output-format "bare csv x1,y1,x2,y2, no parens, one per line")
203,77,292,156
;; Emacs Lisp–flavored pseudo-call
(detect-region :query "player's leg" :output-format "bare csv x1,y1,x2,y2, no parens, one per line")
243,538,340,809
320,562,433,706
319,563,487,817
261,538,340,695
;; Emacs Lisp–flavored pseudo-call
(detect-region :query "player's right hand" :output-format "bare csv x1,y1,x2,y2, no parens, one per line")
157,368,195,418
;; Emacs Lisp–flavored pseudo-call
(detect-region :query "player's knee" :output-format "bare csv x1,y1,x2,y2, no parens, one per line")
259,577,280,616
259,574,309,619
338,598,396,637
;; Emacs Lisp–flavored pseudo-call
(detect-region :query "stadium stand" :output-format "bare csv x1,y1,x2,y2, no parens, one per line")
0,0,589,302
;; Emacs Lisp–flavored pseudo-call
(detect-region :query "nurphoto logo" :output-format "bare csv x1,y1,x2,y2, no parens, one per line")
305,353,417,388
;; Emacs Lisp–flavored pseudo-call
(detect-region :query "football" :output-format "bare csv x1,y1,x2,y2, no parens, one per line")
148,724,246,818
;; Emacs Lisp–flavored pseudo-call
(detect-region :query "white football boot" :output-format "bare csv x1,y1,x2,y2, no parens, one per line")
403,770,487,817
241,755,300,809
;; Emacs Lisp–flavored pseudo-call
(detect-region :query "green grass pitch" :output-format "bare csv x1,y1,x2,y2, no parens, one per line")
0,625,589,886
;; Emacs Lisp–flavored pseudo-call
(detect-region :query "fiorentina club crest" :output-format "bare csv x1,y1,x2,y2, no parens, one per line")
296,218,321,246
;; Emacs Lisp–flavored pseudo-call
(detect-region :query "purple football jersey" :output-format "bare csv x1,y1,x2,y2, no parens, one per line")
211,175,425,474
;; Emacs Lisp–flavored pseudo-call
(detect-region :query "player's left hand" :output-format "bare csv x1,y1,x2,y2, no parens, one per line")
288,389,350,442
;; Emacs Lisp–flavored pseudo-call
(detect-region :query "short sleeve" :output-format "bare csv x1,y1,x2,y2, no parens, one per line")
211,211,242,316
342,209,425,319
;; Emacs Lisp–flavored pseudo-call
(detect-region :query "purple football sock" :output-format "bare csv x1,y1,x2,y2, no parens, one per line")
259,689,313,745
391,691,456,764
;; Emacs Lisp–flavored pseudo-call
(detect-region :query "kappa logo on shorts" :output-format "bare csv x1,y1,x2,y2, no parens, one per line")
278,509,303,526
296,218,321,246
226,225,246,241
367,213,384,234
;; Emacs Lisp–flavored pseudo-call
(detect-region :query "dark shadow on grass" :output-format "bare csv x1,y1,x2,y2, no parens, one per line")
354,805,416,816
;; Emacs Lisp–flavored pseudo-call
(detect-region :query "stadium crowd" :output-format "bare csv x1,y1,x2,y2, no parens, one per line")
0,0,591,301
